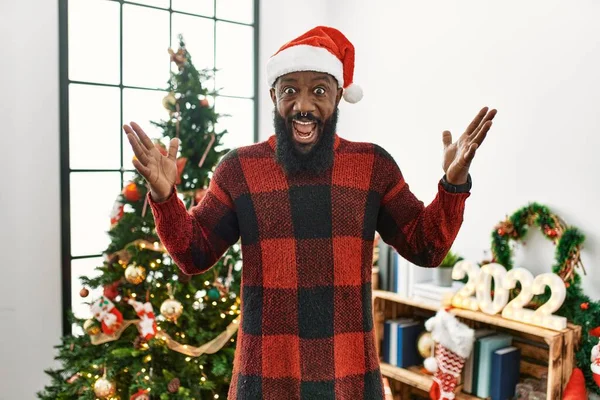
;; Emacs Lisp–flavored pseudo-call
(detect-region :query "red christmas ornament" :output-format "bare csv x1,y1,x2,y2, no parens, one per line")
103,281,120,301
497,228,505,236
200,98,210,107
80,288,89,298
581,302,589,310
123,182,141,202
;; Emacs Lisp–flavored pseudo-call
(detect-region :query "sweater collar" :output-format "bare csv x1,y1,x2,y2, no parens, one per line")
267,133,341,152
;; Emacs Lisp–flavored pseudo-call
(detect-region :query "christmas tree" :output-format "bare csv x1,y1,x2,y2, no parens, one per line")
38,35,242,400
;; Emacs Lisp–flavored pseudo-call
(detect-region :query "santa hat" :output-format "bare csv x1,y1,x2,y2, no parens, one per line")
266,26,363,103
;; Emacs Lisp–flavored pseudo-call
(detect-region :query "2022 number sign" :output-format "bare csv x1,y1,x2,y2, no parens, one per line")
451,260,567,331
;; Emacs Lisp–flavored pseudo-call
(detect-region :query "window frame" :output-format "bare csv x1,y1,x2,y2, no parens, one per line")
58,0,259,335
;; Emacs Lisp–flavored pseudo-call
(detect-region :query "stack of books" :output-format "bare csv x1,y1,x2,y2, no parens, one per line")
462,330,521,400
381,318,424,368
411,280,464,307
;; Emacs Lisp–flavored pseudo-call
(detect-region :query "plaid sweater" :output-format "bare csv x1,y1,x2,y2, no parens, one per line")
149,134,470,400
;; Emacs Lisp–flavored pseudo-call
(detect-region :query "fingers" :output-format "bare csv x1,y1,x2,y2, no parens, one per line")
442,130,452,149
168,137,180,161
130,122,155,151
464,107,489,136
132,157,152,179
463,142,478,163
124,125,151,165
471,120,492,147
472,108,497,136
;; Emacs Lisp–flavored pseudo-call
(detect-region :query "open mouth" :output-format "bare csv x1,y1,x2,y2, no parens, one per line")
292,119,318,145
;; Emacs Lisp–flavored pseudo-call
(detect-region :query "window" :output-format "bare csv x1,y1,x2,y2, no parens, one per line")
59,0,259,334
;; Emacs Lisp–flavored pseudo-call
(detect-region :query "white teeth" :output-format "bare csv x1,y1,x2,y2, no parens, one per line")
293,120,316,125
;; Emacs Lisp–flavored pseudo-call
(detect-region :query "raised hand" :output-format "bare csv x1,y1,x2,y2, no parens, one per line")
124,122,180,202
442,107,497,185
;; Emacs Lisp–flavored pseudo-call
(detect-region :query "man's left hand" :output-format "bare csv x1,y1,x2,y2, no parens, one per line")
442,106,497,185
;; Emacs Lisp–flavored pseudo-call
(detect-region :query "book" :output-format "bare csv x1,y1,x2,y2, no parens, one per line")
396,320,424,367
382,318,412,365
462,329,495,393
475,334,513,398
490,346,521,400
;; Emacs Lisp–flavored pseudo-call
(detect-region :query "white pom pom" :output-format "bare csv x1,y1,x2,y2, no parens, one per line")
424,356,438,373
343,83,363,103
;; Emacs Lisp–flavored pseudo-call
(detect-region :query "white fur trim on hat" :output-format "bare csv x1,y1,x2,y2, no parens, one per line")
425,309,475,359
343,83,363,103
266,44,344,88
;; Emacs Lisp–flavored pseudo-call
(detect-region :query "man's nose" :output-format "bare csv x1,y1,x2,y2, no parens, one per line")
292,92,316,115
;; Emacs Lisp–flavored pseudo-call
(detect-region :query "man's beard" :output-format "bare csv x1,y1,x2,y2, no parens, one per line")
273,108,338,175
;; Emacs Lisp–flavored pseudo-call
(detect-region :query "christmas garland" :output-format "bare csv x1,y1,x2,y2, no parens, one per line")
490,203,600,394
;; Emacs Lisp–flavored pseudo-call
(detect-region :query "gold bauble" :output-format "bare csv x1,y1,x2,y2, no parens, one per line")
125,264,146,285
83,319,101,336
162,92,177,110
417,332,435,359
93,377,116,398
160,298,183,322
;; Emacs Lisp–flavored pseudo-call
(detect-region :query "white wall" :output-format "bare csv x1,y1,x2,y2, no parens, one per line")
312,0,600,299
0,1,62,399
258,0,330,140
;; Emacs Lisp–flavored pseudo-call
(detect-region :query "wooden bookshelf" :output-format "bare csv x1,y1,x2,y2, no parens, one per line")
373,290,581,400
380,362,482,400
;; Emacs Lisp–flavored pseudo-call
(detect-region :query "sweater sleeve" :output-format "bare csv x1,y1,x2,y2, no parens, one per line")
374,146,470,268
147,157,240,275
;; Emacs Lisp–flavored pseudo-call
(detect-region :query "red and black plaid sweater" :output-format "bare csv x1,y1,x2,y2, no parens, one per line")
149,134,470,400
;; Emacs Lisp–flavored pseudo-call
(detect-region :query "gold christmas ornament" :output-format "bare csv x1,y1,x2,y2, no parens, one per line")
125,264,146,285
162,91,177,110
93,376,116,398
84,319,101,336
161,298,183,322
161,282,183,322
417,331,435,359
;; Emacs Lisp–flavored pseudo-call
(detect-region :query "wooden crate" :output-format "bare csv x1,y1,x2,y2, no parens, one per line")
373,290,581,400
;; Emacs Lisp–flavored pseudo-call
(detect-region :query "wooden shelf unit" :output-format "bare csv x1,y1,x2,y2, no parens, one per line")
373,290,581,400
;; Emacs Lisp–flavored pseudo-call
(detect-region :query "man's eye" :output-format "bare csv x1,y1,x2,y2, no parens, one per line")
314,87,325,95
283,87,296,94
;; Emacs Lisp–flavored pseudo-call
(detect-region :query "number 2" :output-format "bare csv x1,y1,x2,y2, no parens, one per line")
451,260,480,311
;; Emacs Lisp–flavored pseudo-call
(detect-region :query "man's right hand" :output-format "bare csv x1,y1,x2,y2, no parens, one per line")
124,122,180,202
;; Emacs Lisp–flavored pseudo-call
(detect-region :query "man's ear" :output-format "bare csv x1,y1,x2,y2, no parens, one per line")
270,87,276,105
336,87,343,106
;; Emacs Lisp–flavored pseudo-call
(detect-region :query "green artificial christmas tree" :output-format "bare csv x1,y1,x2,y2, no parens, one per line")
38,36,242,400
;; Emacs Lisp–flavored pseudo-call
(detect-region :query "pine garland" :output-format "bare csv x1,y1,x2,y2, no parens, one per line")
490,202,599,394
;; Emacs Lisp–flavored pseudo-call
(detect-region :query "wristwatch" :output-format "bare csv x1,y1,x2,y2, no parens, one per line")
441,174,472,193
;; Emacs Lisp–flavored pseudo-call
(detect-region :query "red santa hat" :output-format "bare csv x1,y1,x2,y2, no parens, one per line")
266,26,363,103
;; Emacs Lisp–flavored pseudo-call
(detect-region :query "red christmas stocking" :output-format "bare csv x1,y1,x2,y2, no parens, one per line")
429,343,466,400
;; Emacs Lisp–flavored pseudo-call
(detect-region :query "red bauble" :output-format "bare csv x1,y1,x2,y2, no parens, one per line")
123,182,141,202
200,98,210,107
103,281,120,300
581,302,589,310
497,228,505,236
80,288,89,298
